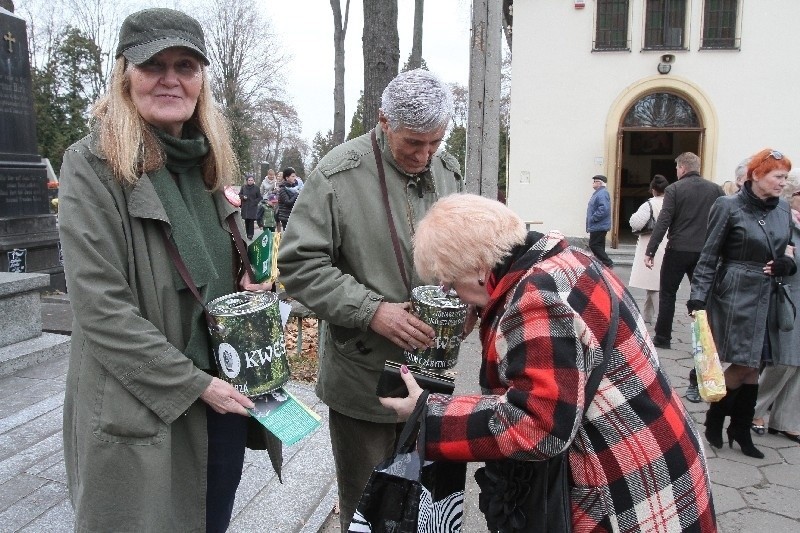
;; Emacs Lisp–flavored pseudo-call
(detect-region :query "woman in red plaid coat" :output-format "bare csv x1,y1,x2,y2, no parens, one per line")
381,194,716,532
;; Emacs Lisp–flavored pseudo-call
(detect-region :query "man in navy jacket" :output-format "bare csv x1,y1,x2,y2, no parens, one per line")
586,175,613,268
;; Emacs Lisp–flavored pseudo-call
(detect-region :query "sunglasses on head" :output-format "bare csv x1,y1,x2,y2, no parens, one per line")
758,150,784,165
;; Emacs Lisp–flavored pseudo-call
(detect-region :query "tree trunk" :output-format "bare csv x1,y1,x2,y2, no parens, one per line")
466,0,501,200
409,0,424,70
362,0,399,128
330,0,350,146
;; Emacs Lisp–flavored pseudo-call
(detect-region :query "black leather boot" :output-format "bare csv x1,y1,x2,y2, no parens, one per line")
704,387,738,449
727,384,765,459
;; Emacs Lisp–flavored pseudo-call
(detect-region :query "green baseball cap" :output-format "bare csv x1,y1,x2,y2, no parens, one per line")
116,8,209,66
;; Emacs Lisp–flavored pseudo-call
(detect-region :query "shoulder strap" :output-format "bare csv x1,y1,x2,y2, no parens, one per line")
583,269,619,416
227,217,257,282
158,216,255,332
159,223,219,331
371,128,411,292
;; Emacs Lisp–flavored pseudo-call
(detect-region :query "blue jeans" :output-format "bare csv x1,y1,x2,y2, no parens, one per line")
206,406,248,533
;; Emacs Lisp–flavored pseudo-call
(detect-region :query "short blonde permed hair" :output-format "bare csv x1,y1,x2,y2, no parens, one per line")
414,193,527,284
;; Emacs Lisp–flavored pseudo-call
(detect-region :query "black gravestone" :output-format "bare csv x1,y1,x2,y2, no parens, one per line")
0,6,63,290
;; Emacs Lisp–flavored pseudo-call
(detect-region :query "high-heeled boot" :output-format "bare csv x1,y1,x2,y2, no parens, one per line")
726,383,764,459
704,387,739,449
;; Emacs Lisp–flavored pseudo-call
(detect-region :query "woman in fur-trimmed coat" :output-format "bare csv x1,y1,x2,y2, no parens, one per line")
381,194,716,533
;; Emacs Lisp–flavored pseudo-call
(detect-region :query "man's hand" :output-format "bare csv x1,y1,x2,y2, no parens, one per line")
370,302,435,350
644,255,655,269
200,377,254,416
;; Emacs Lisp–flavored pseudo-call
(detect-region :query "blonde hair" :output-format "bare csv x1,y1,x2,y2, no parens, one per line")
92,57,238,190
781,169,800,201
721,181,738,196
414,194,527,284
675,152,701,172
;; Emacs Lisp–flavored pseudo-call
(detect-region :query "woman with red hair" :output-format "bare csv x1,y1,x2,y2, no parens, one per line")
689,148,795,458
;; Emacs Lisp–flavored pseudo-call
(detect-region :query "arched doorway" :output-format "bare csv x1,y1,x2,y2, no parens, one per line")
613,92,703,245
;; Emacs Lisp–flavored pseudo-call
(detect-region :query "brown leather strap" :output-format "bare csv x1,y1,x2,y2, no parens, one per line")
371,128,410,292
158,216,254,331
159,223,218,331
227,216,256,283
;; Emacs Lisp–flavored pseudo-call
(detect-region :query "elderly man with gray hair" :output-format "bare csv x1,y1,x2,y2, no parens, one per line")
278,69,463,529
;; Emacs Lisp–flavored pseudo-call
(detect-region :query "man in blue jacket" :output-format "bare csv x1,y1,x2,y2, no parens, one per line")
586,175,614,268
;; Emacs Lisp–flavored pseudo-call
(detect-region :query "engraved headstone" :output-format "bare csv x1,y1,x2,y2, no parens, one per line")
0,6,64,290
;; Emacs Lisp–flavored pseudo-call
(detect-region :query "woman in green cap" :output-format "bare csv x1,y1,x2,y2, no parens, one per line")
58,7,278,532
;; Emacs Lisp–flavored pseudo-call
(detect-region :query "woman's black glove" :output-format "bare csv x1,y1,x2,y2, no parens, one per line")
686,299,706,315
771,255,797,277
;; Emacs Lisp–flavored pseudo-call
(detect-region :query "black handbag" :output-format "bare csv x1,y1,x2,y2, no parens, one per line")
474,271,619,533
776,279,796,332
631,200,655,235
349,390,467,532
757,220,796,332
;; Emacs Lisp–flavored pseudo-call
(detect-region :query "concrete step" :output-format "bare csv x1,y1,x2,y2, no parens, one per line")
230,382,337,532
607,244,636,266
0,333,70,377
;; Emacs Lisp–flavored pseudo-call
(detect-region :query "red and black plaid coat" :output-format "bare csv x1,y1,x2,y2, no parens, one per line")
424,231,716,532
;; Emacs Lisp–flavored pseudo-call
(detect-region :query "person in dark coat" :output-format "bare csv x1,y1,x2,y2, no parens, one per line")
239,175,261,238
752,170,800,444
644,152,724,403
689,148,795,458
585,174,613,268
277,167,300,229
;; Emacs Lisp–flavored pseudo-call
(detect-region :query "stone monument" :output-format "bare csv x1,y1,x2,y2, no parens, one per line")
0,3,64,290
0,272,69,375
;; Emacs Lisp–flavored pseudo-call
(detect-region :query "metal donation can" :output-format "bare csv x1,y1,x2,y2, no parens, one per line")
404,285,468,369
207,291,290,397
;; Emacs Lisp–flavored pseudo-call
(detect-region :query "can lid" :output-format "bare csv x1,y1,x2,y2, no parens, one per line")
412,285,467,309
207,291,278,316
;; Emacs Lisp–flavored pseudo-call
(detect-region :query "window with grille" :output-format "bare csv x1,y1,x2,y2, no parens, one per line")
644,0,688,50
595,0,630,50
701,0,740,49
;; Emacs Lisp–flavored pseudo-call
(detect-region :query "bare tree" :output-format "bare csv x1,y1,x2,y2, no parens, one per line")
449,82,468,128
502,0,512,49
330,0,350,146
362,0,399,128
198,0,289,170
408,0,423,70
66,0,120,95
250,98,302,171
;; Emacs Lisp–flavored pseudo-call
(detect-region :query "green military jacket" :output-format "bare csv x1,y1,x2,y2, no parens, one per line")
278,126,463,423
59,133,280,532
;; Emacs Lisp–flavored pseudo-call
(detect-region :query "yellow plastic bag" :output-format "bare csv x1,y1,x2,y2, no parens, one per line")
690,310,727,402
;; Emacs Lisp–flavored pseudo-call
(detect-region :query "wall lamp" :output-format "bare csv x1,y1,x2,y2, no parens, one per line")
657,54,674,75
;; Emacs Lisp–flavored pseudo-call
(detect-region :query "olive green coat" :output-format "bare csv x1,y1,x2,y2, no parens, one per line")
278,126,463,423
59,134,280,532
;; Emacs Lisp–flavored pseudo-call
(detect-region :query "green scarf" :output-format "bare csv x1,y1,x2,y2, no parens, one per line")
150,127,234,368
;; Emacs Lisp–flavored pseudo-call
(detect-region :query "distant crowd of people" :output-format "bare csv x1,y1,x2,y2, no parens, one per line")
238,167,305,239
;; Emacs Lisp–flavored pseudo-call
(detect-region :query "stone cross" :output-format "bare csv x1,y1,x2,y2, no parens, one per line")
3,31,14,53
